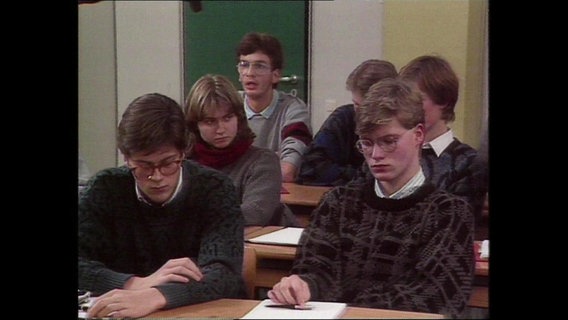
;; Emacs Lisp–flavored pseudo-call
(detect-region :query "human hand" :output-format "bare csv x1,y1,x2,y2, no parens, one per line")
125,257,203,290
267,274,311,307
86,287,165,319
281,162,297,182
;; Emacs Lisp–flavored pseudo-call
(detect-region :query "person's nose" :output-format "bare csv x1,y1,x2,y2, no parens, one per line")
216,121,226,133
369,143,385,159
147,166,164,181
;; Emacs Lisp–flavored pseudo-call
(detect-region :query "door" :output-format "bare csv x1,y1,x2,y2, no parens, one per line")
183,1,309,101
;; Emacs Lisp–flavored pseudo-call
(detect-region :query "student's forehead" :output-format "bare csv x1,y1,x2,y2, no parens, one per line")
365,120,404,137
130,147,180,162
239,52,271,63
203,101,233,117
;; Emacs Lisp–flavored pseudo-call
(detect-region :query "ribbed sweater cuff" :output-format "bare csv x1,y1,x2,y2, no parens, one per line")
95,269,133,295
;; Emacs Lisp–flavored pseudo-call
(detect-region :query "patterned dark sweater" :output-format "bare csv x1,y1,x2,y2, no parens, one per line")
78,160,246,310
292,178,474,318
421,138,488,223
297,104,365,186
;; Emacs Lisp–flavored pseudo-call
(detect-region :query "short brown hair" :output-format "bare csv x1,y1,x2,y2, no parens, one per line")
356,78,424,137
117,93,188,157
346,59,397,96
398,55,459,122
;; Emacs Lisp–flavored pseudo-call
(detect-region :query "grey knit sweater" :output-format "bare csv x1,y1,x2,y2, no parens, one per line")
217,145,296,226
244,90,312,168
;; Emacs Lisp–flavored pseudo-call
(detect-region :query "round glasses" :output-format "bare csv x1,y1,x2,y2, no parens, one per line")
236,61,272,75
129,159,182,180
355,129,413,154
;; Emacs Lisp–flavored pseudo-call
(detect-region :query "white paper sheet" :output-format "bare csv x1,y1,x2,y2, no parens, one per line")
247,227,304,246
241,299,347,319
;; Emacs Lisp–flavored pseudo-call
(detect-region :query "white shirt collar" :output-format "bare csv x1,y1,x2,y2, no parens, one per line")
375,168,425,199
422,129,454,157
244,89,279,119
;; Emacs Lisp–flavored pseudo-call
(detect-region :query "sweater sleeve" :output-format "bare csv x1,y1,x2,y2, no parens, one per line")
279,95,312,168
155,173,246,309
351,196,475,318
78,170,136,295
240,148,284,226
290,190,344,301
297,105,363,186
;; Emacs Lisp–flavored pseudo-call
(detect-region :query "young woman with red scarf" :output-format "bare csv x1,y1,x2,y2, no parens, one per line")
184,74,297,227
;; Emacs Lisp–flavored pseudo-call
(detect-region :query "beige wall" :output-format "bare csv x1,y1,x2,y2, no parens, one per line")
78,1,117,174
384,0,487,149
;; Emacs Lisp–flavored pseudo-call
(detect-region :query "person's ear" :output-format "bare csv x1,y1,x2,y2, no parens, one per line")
272,69,282,84
414,124,425,145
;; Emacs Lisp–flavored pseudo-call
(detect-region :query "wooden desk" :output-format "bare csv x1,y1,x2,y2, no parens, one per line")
281,182,331,206
147,298,445,319
281,183,331,226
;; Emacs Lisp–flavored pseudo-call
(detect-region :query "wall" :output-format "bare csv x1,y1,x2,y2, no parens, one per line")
383,0,487,148
309,0,383,133
114,1,184,163
78,1,117,174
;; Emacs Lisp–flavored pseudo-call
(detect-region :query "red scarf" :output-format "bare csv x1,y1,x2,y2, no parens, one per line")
193,138,253,169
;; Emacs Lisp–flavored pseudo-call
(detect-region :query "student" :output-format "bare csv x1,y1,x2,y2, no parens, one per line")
267,79,474,318
235,32,313,182
297,59,397,186
78,93,246,319
398,54,488,222
184,74,297,227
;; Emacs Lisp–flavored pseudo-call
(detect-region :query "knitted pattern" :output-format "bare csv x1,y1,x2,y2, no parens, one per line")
421,138,488,222
297,104,365,186
78,160,246,310
292,178,474,318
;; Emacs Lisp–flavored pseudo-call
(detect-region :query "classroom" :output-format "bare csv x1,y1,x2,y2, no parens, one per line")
78,1,489,319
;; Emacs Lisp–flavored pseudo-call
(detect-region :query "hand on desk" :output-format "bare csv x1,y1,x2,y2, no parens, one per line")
87,287,166,319
267,274,311,308
124,257,203,290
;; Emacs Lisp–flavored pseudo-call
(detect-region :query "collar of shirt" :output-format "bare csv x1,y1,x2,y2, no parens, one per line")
244,89,279,119
135,166,184,207
374,168,425,199
422,128,454,157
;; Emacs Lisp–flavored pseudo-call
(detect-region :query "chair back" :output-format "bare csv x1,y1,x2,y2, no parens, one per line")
242,246,257,299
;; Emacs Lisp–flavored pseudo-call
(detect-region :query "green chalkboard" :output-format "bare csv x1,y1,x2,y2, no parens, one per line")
183,1,308,101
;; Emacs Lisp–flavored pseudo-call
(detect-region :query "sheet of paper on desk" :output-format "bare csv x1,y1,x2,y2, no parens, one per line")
241,299,347,319
480,239,489,259
246,227,304,246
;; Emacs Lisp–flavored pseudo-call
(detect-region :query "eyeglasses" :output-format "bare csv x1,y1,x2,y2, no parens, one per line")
355,128,414,155
128,158,183,180
236,61,272,75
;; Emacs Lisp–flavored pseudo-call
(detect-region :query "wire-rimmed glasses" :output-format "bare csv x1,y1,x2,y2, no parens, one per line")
236,60,272,75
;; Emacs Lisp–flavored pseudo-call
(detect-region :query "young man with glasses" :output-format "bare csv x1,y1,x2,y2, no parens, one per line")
235,32,312,182
78,93,246,319
267,79,475,318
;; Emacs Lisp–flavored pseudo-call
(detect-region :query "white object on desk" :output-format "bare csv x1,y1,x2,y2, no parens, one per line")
247,227,304,246
480,239,489,259
241,299,346,319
